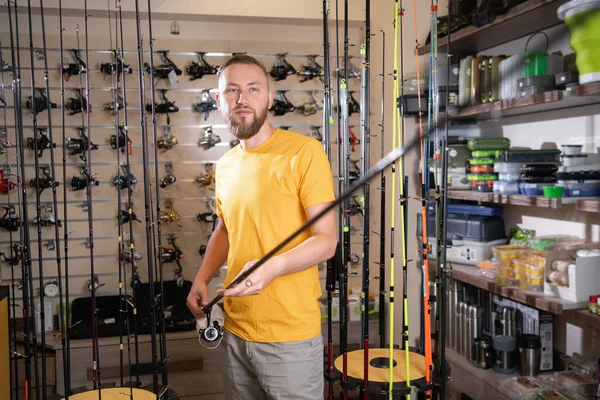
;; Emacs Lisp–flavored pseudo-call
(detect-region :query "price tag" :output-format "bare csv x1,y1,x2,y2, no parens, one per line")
168,69,180,87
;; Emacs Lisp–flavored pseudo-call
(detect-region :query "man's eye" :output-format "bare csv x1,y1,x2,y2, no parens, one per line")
250,87,258,92
228,88,238,94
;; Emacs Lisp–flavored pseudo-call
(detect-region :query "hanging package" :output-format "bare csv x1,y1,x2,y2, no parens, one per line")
558,0,600,84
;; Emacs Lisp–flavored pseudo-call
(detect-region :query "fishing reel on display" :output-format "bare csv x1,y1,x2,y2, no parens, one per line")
297,55,323,83
349,196,363,216
67,127,99,162
196,163,215,189
109,124,132,154
269,91,295,116
66,89,91,115
26,88,57,117
121,246,143,265
104,94,126,116
186,52,218,81
193,90,218,121
348,91,360,116
62,49,87,82
146,90,179,119
26,128,56,158
349,159,360,185
160,163,177,189
70,167,99,191
159,200,182,227
0,243,22,266
349,125,359,152
0,127,12,155
162,235,185,287
350,253,360,265
0,206,19,232
119,204,142,224
112,164,138,191
297,91,323,116
29,166,58,195
308,126,322,141
0,95,6,108
197,203,218,237
99,50,133,79
229,139,240,148
0,54,12,72
269,53,297,81
87,276,105,293
144,50,182,80
32,204,61,227
157,125,178,151
348,59,361,79
198,126,221,150
0,167,20,194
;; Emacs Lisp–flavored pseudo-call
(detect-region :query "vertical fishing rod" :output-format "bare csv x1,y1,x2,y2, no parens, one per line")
335,0,343,256
9,1,36,398
413,0,433,392
116,0,140,391
38,0,68,398
360,0,371,397
146,0,170,396
377,30,386,351
25,0,48,397
58,2,72,396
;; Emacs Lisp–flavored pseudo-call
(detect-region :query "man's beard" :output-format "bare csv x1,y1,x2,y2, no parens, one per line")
226,105,268,140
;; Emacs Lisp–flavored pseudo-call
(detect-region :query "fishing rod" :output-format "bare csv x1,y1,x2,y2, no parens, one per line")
360,0,371,397
146,0,170,396
116,0,141,391
8,1,36,398
26,0,48,396
38,0,68,398
413,0,433,393
377,30,385,351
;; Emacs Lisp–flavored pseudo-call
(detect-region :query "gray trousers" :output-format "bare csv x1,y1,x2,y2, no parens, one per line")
222,329,324,400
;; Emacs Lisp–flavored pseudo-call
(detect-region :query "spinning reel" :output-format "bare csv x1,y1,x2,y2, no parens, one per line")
157,125,178,151
0,53,12,72
87,276,105,293
349,196,363,216
160,162,177,188
0,127,11,155
0,243,22,266
159,200,182,226
29,166,59,195
199,306,224,346
113,164,138,191
121,246,143,265
162,235,185,287
104,94,126,116
196,164,215,189
62,49,87,82
349,125,359,152
109,124,132,154
308,126,322,141
0,168,19,194
26,128,56,158
297,55,323,83
67,127,98,162
297,91,323,116
186,52,218,81
269,91,295,116
146,90,179,118
66,89,91,115
119,205,142,224
0,206,19,232
198,126,221,150
348,91,360,116
99,50,133,79
144,50,182,80
269,53,297,81
32,204,61,227
193,90,218,121
349,159,360,185
26,88,57,116
70,167,99,191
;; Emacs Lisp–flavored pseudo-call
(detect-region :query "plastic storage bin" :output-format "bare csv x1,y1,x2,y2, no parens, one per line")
497,150,561,163
468,137,511,151
559,180,600,197
493,181,520,194
494,162,523,173
499,54,524,100
498,172,520,182
519,182,545,196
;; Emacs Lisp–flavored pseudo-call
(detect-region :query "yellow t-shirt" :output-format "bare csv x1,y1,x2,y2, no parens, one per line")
215,128,335,343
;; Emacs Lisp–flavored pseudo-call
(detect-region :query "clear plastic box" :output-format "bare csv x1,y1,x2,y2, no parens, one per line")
495,162,524,173
498,172,521,182
494,181,520,194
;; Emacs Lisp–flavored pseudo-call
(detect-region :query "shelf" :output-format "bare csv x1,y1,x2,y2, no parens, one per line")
576,199,600,213
418,0,565,55
448,82,600,120
573,310,600,331
445,263,587,314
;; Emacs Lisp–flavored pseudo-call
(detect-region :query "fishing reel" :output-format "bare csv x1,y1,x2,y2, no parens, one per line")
67,127,99,162
197,212,217,224
29,166,59,195
0,243,22,266
62,49,87,82
308,126,322,141
193,90,218,121
162,235,185,287
229,139,240,148
0,127,11,155
349,196,363,216
160,163,177,188
99,50,133,78
0,55,12,72
198,126,221,150
349,125,359,152
296,91,323,116
112,164,138,191
144,50,182,80
121,246,143,264
269,53,297,81
109,124,132,154
119,206,142,224
70,167,99,191
146,90,179,117
196,164,215,189
297,55,323,83
26,88,57,116
348,91,360,116
349,159,360,185
26,128,56,158
66,89,91,115
348,59,361,79
199,306,224,346
186,52,218,81
159,200,182,227
0,206,19,232
157,125,178,151
104,94,126,116
32,204,61,227
269,91,295,116
87,276,105,293
0,167,20,194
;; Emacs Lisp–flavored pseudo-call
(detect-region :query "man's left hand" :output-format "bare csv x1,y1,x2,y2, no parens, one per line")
217,256,284,297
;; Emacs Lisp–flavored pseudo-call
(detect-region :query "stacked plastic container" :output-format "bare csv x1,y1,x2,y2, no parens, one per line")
493,245,546,292
467,138,511,192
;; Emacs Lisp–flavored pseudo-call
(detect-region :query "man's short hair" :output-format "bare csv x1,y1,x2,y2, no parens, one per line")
217,54,269,81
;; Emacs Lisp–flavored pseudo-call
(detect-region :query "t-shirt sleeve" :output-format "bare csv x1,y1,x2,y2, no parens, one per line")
297,140,336,209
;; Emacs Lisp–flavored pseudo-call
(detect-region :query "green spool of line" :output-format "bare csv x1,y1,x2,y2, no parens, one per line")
467,173,499,181
558,0,600,84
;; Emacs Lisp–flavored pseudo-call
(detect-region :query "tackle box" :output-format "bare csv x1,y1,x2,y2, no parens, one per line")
434,203,503,217
520,174,557,184
519,182,548,196
499,54,525,100
496,149,561,163
468,158,496,166
521,164,559,175
498,172,520,182
494,162,524,173
468,137,511,151
557,180,600,197
473,180,495,192
493,181,520,195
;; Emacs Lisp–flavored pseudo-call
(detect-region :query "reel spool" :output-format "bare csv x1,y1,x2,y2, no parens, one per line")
197,304,225,349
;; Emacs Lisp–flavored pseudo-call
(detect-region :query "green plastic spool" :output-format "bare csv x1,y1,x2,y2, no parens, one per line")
558,0,600,84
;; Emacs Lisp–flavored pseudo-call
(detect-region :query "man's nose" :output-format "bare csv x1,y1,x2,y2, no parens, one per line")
237,93,245,104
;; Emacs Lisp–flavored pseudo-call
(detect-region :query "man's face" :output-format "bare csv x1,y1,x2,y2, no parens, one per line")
216,63,274,140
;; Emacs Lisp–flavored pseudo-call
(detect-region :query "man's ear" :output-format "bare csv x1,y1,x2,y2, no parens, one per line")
268,91,274,110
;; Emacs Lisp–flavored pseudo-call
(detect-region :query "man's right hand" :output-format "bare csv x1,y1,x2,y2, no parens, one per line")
187,280,209,319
